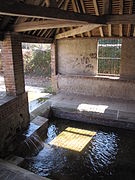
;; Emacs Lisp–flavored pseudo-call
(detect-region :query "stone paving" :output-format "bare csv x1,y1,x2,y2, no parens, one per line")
0,159,49,180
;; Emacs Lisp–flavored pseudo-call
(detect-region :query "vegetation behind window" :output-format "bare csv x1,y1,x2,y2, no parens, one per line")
22,43,51,77
98,39,122,75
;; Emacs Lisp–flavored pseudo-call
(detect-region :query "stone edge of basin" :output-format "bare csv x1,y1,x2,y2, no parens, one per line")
51,106,135,131
0,159,50,180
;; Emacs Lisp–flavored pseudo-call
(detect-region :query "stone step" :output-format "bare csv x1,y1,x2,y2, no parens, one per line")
25,116,48,139
5,155,24,166
0,159,49,180
16,116,49,157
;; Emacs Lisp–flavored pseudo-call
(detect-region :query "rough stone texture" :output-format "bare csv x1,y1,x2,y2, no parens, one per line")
120,38,135,79
58,75,135,100
1,33,25,96
50,93,135,130
57,38,98,76
0,93,30,157
0,159,49,180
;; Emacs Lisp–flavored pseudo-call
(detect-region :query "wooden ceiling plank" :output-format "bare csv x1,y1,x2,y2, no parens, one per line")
103,0,111,14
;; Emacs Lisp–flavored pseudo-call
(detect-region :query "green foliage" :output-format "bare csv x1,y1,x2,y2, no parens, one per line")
98,46,121,58
98,58,120,74
42,86,56,95
98,39,122,75
23,49,51,76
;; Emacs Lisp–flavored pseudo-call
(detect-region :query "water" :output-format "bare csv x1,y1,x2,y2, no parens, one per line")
22,119,135,180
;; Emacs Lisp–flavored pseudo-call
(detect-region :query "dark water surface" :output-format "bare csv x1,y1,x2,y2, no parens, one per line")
23,119,135,180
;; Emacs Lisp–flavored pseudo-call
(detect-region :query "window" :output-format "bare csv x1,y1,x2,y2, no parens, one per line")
98,39,122,75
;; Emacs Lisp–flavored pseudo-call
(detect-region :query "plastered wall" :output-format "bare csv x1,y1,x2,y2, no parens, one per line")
54,38,135,100
57,38,98,76
120,38,135,79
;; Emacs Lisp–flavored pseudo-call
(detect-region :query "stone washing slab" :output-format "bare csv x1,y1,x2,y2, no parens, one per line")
49,93,135,130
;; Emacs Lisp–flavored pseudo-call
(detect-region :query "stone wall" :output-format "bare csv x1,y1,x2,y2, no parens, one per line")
0,93,29,156
52,38,135,100
120,38,135,79
58,75,135,100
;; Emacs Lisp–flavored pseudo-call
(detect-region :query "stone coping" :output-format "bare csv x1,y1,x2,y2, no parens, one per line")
0,159,50,180
0,94,15,106
57,74,135,83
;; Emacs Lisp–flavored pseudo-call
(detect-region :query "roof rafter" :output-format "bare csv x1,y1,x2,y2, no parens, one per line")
80,0,91,37
119,0,123,37
93,0,104,37
103,0,112,37
71,0,83,38
14,20,86,32
127,0,133,37
55,24,101,39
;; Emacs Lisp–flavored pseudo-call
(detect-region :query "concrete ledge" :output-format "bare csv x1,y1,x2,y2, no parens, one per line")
50,93,135,130
0,159,49,180
30,101,51,120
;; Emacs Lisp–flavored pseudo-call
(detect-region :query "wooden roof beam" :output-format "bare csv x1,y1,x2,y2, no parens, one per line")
14,20,86,32
93,0,104,37
119,0,123,37
55,24,101,39
127,0,133,37
20,34,53,43
0,0,105,24
80,0,91,37
103,0,111,37
45,0,57,7
71,0,83,38
105,14,135,24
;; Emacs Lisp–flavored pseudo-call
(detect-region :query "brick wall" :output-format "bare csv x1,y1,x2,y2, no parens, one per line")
0,93,30,157
0,33,30,157
2,33,25,95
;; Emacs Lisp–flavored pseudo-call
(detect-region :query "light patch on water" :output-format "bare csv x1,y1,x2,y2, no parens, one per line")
50,127,96,152
77,104,108,113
